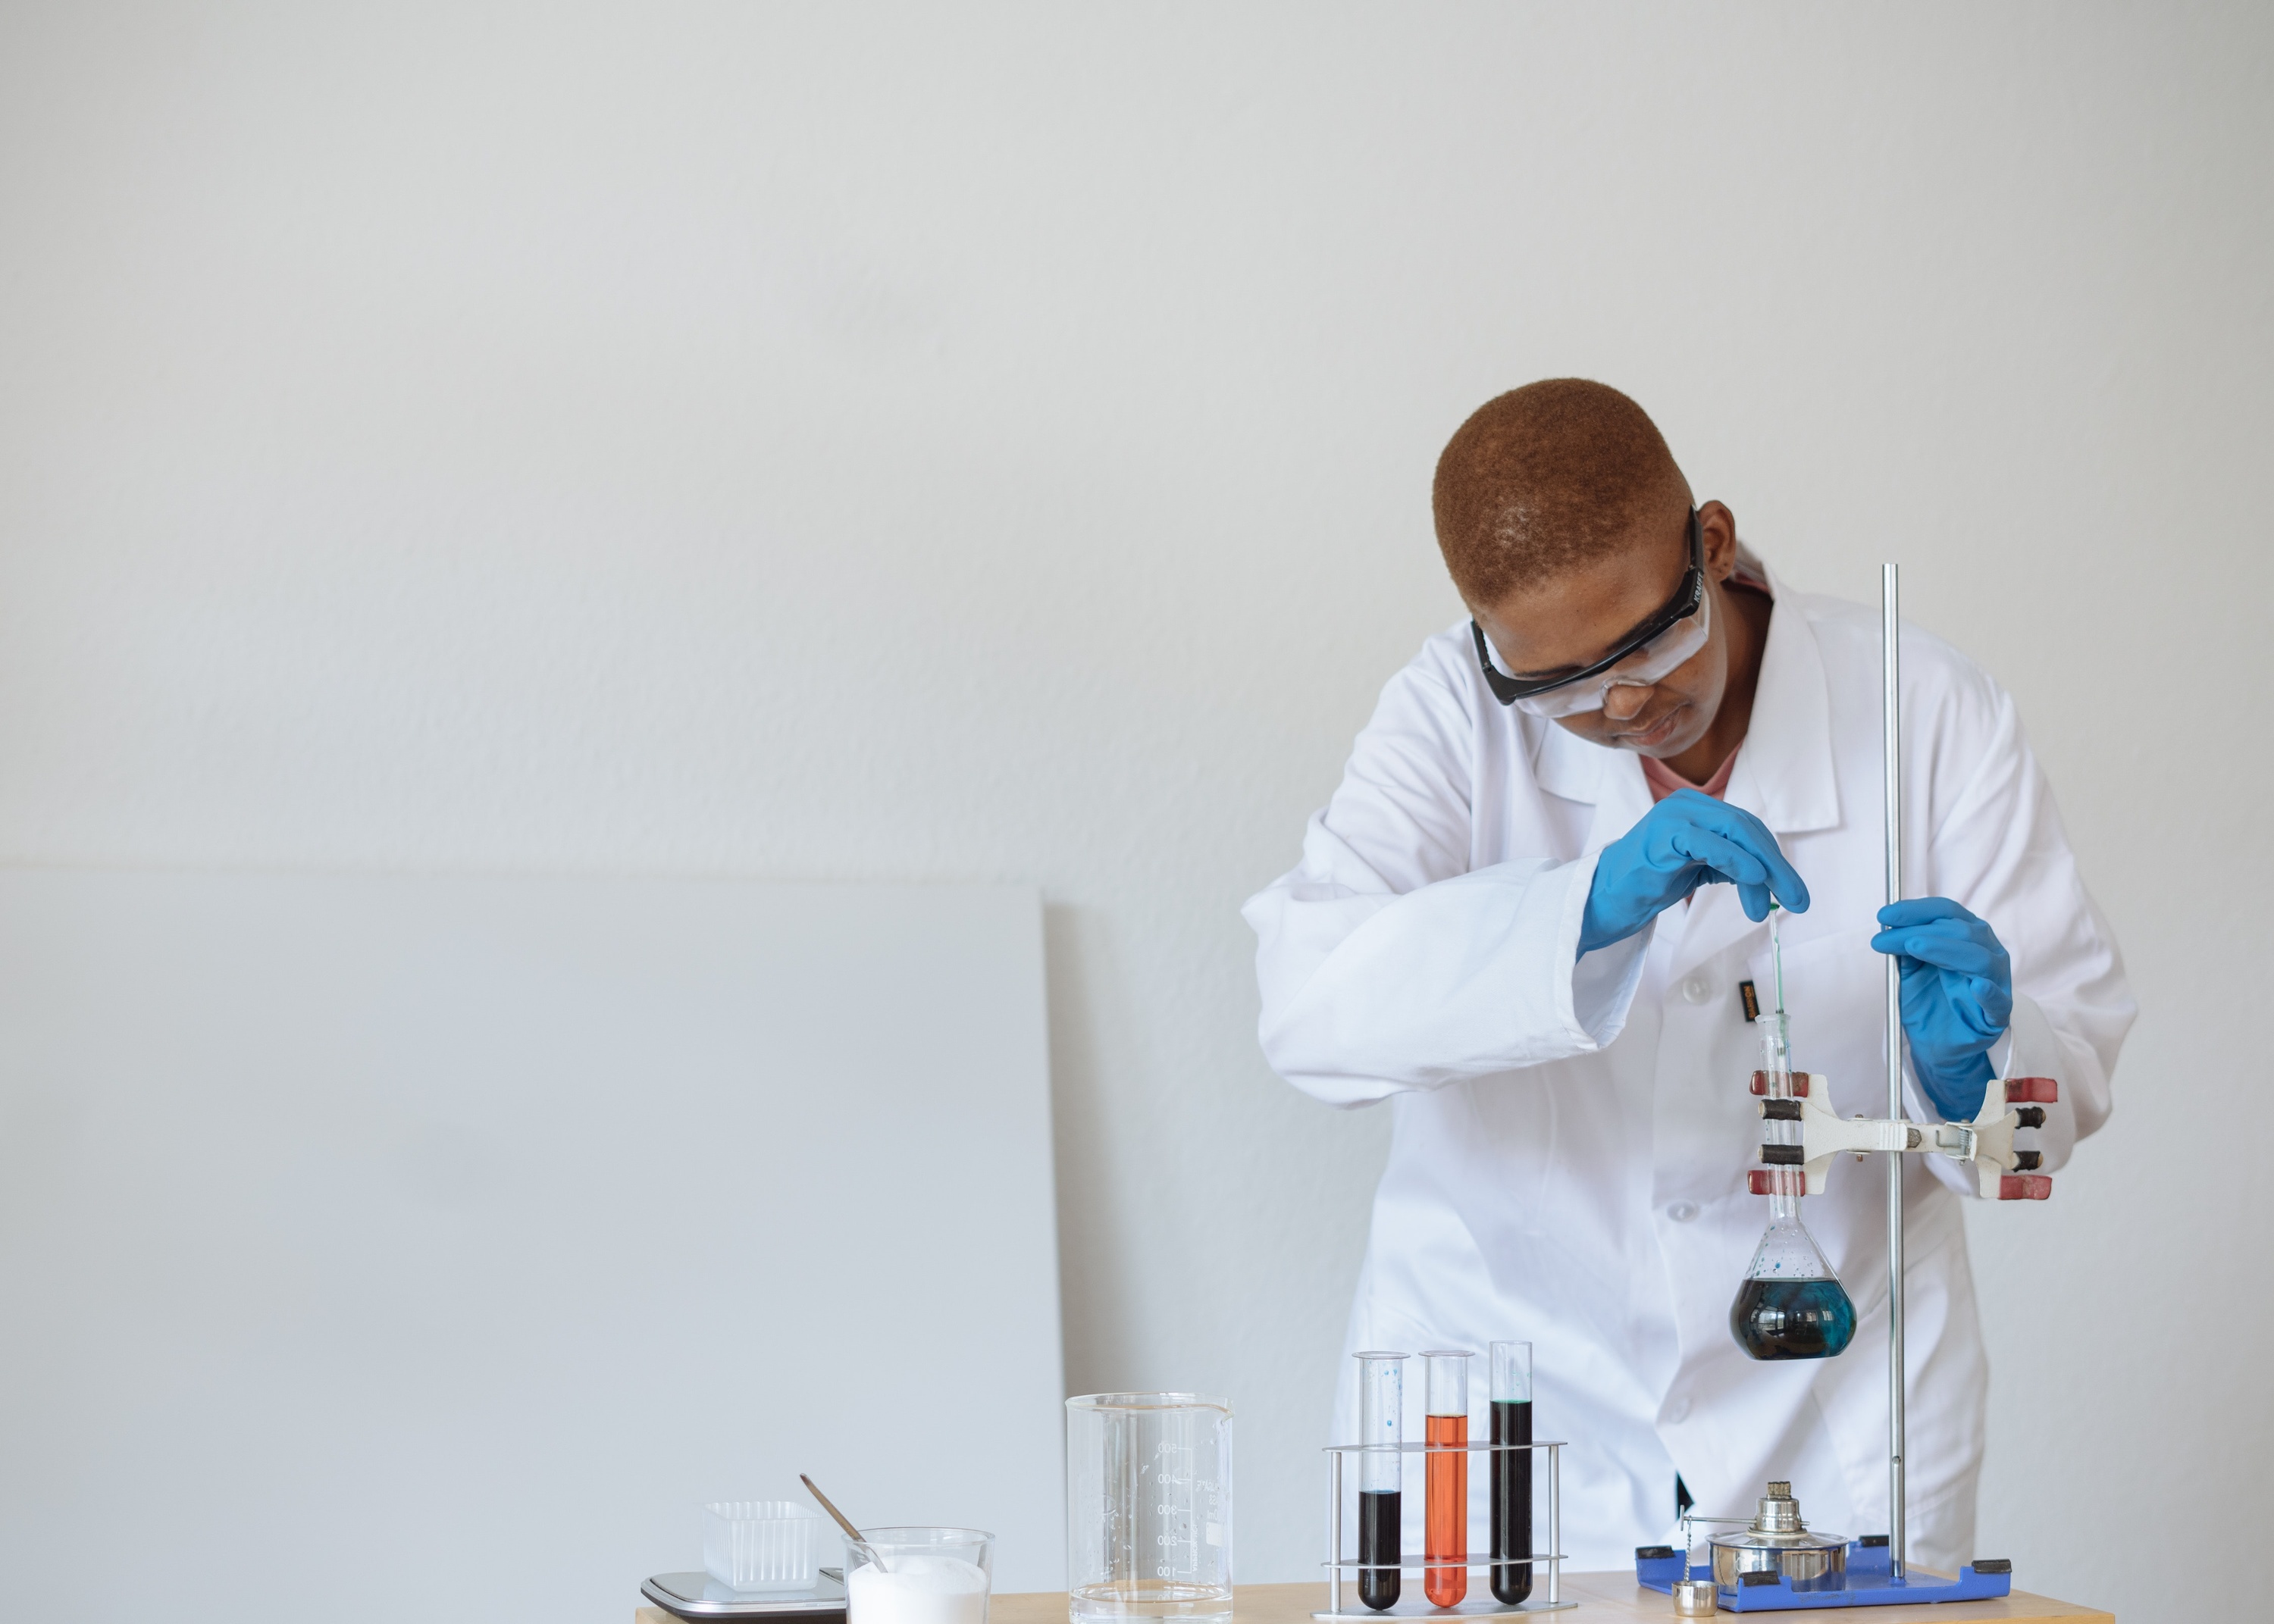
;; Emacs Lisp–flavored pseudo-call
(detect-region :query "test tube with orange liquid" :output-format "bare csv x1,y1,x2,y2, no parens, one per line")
1422,1350,1472,1607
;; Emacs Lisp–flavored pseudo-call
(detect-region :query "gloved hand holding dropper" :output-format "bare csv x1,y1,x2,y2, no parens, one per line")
1580,788,1812,954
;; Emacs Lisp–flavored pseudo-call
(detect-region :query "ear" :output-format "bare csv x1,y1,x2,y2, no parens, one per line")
1698,501,1740,583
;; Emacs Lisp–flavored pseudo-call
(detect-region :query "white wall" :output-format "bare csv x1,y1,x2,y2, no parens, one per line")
0,5,2266,1619
0,874,1064,1619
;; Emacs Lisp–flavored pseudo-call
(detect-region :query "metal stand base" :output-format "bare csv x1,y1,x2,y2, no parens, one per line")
1636,1547,2012,1612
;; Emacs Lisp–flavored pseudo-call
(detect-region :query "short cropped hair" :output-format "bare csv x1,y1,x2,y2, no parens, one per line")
1431,379,1688,605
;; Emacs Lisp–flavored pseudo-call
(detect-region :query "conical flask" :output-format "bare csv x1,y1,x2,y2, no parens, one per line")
1730,1193,1856,1360
1730,998,1856,1360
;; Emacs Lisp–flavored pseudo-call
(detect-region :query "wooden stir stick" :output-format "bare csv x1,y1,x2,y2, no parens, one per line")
800,1473,888,1573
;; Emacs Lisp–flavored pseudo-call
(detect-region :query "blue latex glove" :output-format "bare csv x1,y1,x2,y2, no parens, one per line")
1872,897,2013,1121
1580,789,1810,955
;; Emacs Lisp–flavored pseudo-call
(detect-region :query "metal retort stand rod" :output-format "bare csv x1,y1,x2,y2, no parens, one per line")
1666,563,2058,1613
1881,562,1906,1583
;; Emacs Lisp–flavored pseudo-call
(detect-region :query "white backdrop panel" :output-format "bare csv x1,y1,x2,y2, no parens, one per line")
0,871,1063,1621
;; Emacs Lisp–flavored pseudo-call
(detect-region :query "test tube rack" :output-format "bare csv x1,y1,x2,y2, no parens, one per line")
1314,1437,1576,1620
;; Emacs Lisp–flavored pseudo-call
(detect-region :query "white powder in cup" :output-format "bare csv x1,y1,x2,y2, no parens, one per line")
847,1554,989,1624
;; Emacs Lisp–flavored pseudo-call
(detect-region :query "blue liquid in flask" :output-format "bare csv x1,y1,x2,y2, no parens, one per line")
1730,1276,1857,1360
1730,1183,1856,1361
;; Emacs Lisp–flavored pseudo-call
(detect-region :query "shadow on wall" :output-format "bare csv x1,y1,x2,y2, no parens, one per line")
1046,900,1125,1394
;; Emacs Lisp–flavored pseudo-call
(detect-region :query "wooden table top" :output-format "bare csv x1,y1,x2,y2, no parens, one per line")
637,1575,2112,1624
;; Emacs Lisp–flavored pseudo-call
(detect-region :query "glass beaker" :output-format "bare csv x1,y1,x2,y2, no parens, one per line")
844,1528,994,1624
1065,1393,1233,1624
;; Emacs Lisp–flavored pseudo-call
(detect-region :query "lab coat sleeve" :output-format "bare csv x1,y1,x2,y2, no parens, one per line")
1243,658,1652,1109
1911,672,2131,1184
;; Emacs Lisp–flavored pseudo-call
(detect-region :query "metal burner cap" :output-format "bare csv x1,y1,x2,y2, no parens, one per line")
1708,1482,1848,1592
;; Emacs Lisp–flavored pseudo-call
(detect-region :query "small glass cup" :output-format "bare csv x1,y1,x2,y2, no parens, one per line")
844,1527,995,1624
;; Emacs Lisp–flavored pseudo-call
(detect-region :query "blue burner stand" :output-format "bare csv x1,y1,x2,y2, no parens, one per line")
1635,1543,2012,1611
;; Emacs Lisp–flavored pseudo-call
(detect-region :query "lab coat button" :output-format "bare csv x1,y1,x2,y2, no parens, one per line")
1680,976,1712,1003
1667,1201,1699,1223
1668,1396,1691,1423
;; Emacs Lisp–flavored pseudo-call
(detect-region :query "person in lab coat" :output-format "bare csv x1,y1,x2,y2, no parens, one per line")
1242,380,2131,1572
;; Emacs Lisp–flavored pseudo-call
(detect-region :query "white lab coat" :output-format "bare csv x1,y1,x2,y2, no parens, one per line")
1242,553,2130,1572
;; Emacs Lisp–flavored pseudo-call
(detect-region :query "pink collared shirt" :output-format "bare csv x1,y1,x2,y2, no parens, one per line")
1639,743,1739,803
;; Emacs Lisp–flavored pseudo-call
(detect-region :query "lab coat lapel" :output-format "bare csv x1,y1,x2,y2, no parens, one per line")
1726,550,1840,838
1530,713,1655,856
1665,561,1842,981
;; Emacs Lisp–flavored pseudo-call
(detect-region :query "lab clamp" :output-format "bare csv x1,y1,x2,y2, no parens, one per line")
1745,1066,2056,1206
1637,566,2053,1614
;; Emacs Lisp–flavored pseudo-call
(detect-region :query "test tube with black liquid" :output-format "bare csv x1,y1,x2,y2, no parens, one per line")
1354,1352,1406,1611
1488,1341,1532,1604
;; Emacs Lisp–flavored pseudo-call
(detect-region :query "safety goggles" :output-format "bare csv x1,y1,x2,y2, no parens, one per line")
1471,508,1709,718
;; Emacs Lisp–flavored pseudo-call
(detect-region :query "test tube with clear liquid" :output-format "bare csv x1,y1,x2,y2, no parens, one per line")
1729,906,1858,1360
1487,1341,1531,1604
1422,1350,1471,1607
1354,1353,1405,1611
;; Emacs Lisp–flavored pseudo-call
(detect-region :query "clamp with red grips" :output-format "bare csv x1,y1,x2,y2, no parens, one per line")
1742,1067,2056,1201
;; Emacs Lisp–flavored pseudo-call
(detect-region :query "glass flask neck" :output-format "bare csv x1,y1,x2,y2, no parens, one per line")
1746,1194,1837,1282
1761,1010,1791,1077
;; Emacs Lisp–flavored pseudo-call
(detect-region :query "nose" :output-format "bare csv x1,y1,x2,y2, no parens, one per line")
1601,681,1652,723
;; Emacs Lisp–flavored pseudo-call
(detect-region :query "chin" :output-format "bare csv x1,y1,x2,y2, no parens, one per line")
1615,708,1702,757
1645,725,1711,759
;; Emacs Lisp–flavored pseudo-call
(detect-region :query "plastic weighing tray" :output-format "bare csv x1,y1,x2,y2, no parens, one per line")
643,1568,849,1621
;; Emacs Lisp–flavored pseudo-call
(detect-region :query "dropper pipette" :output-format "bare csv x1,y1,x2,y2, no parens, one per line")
1765,901,1791,1075
1770,902,1787,1017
